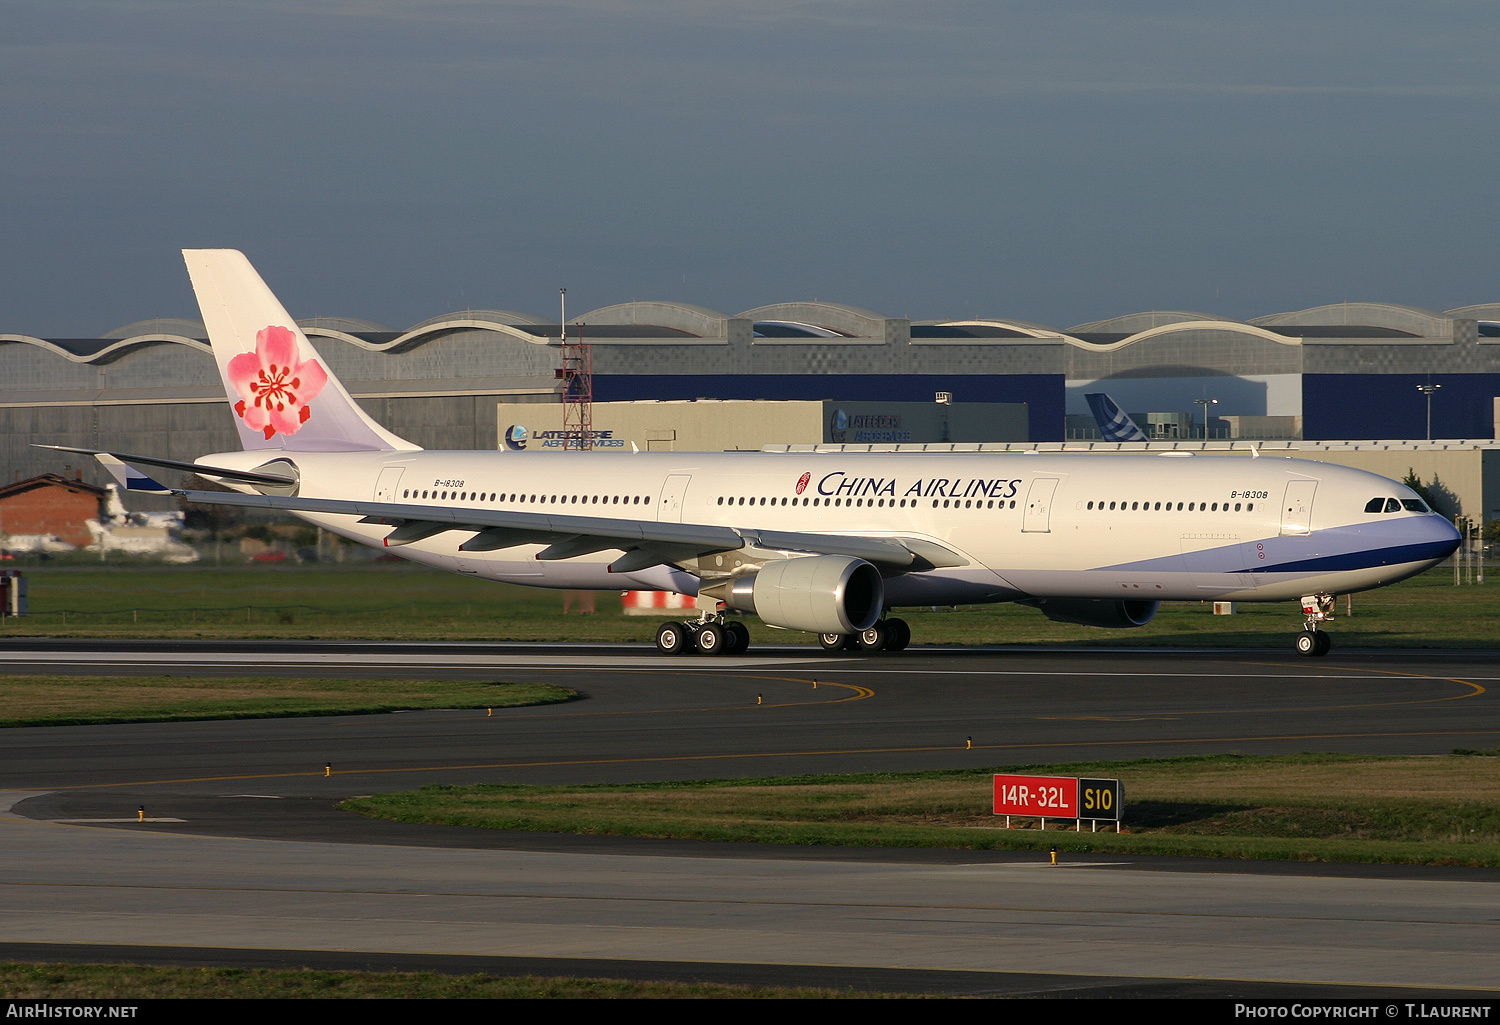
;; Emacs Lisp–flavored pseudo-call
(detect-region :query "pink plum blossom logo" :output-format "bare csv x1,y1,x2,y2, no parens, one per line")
226,325,329,440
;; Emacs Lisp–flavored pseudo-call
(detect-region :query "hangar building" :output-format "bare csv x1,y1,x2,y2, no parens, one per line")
3,296,1498,520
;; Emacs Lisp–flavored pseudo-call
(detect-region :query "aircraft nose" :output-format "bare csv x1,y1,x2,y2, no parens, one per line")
1423,513,1462,555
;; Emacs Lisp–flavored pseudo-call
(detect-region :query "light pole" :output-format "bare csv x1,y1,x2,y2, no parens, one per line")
1416,382,1441,441
1193,398,1218,440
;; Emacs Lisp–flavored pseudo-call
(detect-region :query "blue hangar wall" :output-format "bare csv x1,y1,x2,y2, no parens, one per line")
1303,375,1500,441
593,374,1066,443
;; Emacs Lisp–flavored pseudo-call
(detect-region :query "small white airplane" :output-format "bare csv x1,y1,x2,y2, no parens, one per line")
48,250,1461,658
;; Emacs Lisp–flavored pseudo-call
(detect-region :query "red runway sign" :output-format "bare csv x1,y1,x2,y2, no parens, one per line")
992,774,1079,817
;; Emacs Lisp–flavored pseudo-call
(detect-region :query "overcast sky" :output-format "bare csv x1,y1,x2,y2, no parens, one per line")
4,0,1498,335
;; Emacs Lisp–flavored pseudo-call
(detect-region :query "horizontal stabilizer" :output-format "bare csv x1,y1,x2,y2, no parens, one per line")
34,445,299,488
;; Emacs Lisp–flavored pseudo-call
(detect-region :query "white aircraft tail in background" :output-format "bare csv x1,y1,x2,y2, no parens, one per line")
1084,392,1149,442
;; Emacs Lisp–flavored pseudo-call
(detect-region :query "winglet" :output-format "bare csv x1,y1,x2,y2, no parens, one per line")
95,453,171,494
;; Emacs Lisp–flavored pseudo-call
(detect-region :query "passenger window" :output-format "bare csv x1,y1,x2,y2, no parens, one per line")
1384,498,1401,513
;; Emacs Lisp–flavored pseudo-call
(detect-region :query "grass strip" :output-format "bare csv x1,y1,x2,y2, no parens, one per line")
342,752,1500,867
0,962,896,999
0,676,575,728
4,563,1497,646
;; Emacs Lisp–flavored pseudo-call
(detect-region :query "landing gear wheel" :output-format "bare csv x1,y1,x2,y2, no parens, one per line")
724,620,750,655
884,617,911,652
696,623,727,656
858,622,888,652
1315,631,1332,656
1295,630,1325,657
818,633,847,652
656,621,692,655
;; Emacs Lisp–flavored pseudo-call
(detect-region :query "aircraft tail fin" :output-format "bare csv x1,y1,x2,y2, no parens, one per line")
1084,392,1150,443
182,249,418,453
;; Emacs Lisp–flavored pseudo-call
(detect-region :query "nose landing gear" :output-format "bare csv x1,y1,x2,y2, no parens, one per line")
1296,594,1335,657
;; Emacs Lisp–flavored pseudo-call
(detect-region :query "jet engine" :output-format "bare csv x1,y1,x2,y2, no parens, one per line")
716,555,884,634
1031,598,1159,629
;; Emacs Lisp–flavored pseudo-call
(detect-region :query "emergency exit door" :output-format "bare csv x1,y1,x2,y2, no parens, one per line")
374,467,405,502
658,474,692,523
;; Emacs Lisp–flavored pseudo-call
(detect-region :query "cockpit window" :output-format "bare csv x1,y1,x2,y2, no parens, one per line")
1364,498,1385,513
1384,498,1402,513
1401,499,1428,513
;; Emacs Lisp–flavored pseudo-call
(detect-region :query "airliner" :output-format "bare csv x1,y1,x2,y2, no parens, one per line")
49,250,1461,658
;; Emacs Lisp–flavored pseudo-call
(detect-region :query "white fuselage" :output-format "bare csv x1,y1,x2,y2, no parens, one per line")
203,448,1460,606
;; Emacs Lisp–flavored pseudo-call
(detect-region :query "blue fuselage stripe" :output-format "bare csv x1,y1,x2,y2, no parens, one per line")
1247,538,1458,574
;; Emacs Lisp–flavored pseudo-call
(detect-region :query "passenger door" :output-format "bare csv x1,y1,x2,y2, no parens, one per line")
1021,478,1059,533
1280,481,1317,536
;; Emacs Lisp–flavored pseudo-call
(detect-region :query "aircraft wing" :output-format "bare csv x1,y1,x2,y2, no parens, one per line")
61,446,963,573
164,486,931,573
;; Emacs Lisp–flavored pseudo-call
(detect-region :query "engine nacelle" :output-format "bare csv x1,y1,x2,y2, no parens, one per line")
720,555,884,634
1032,598,1159,629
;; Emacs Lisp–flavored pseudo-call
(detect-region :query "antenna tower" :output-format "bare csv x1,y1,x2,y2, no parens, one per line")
558,322,593,451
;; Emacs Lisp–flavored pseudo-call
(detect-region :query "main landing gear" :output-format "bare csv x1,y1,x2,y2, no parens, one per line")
655,617,750,656
1295,594,1335,657
819,617,911,654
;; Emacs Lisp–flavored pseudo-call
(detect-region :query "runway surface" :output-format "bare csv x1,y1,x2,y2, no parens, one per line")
1,641,1497,996
0,641,1496,793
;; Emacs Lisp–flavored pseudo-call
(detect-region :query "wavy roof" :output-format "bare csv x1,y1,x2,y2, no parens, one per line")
4,297,1489,368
